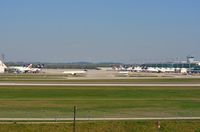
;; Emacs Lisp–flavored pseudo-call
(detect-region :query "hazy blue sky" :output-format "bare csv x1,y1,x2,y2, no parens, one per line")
0,0,200,63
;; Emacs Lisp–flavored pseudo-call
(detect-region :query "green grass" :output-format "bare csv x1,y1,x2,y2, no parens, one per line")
0,86,199,118
1,74,200,83
0,120,199,132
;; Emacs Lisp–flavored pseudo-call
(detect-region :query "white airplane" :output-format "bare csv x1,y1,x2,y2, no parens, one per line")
0,60,7,73
126,66,133,71
8,64,42,73
118,71,129,76
113,65,127,71
156,67,175,73
30,64,44,73
146,67,159,73
63,70,87,76
133,66,143,72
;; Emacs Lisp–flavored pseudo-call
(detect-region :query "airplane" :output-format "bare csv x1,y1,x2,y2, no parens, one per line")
113,65,127,71
145,67,159,73
63,70,87,76
0,60,7,73
30,64,44,73
118,71,129,74
133,66,143,72
9,64,33,73
8,64,43,73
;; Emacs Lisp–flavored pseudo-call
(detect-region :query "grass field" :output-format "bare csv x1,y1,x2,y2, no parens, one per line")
0,120,199,132
0,86,199,118
1,74,200,83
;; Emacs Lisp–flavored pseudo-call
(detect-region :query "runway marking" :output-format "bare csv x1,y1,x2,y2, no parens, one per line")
1,83,200,86
0,117,200,121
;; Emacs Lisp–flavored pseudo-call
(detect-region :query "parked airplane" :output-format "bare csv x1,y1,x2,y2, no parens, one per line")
113,65,126,71
0,60,7,73
145,67,159,73
133,66,143,72
30,64,44,73
8,64,43,73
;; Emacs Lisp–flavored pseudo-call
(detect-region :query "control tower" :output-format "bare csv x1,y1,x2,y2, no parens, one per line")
187,56,194,64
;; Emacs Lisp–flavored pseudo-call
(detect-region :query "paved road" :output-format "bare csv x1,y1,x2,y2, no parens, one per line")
0,117,200,121
0,82,200,86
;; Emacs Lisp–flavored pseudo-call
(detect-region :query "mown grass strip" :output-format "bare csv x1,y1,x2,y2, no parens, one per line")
0,120,199,132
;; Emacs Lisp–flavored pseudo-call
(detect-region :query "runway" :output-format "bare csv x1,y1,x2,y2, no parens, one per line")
0,117,200,122
0,82,200,86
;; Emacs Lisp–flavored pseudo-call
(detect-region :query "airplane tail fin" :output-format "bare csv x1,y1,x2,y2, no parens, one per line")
0,60,7,69
27,64,33,68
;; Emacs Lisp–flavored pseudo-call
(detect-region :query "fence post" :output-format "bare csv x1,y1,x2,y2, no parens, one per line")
156,121,160,132
73,106,77,132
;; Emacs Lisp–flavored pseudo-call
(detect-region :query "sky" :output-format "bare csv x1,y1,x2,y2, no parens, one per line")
0,0,200,63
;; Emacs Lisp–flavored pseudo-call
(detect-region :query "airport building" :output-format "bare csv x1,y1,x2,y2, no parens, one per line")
142,56,200,68
187,56,195,64
141,56,200,73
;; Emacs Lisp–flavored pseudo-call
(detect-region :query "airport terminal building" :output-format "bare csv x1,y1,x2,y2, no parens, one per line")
141,56,200,73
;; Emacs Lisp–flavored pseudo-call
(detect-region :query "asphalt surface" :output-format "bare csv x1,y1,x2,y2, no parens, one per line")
0,82,200,86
